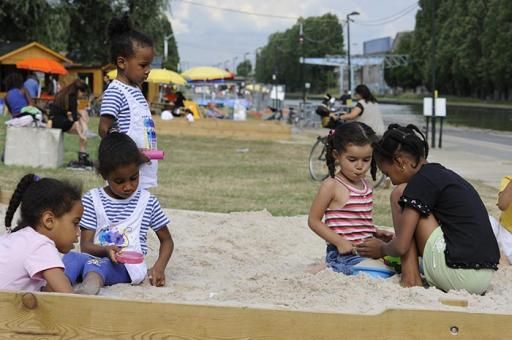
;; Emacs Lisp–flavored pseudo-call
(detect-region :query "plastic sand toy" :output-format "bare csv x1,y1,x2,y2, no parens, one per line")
116,250,144,264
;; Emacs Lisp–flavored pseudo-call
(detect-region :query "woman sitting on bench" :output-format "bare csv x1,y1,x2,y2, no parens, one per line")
49,79,94,169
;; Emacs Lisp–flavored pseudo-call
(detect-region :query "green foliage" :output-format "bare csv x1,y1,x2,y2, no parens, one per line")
402,0,512,99
384,32,421,89
64,0,117,65
256,14,344,94
0,0,179,69
236,60,252,77
0,0,68,51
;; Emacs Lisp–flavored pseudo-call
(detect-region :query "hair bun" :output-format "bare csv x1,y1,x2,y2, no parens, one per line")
108,12,133,39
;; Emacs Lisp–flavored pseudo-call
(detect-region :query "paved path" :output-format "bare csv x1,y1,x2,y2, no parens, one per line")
426,129,511,188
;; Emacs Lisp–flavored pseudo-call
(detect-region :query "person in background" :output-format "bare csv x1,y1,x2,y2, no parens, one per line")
3,73,32,118
205,102,225,119
339,90,351,106
50,79,95,169
103,74,111,91
24,73,40,99
339,84,385,136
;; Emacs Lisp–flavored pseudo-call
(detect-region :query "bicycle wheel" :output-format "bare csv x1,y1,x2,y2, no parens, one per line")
309,136,329,181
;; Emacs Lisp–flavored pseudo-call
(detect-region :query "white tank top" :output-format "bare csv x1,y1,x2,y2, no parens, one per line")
355,99,385,136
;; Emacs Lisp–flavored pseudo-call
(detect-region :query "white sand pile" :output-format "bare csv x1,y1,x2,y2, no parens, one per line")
2,205,512,315
103,209,512,315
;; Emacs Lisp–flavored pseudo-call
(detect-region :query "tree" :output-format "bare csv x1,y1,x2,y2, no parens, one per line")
236,60,252,77
384,32,421,90
255,13,343,93
64,0,179,68
0,0,68,51
65,0,117,65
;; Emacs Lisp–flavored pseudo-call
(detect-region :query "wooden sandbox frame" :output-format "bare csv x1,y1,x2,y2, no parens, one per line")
1,290,511,339
154,117,292,141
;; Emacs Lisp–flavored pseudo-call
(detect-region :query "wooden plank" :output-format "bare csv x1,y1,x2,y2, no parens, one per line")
0,291,511,339
154,117,291,141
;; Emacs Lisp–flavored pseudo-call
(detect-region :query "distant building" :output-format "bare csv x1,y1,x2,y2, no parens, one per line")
363,37,393,56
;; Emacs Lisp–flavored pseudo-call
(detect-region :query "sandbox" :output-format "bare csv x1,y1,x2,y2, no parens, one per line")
1,208,512,338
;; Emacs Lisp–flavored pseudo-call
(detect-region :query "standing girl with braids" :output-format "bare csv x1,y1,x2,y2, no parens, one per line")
99,13,159,189
0,175,83,292
308,122,394,275
357,124,499,294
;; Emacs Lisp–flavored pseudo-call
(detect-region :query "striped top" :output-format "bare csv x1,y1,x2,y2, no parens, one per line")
100,80,149,133
80,188,170,254
324,176,376,244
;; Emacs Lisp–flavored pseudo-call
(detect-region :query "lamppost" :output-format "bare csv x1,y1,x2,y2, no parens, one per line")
346,11,359,95
232,56,238,74
272,73,277,109
299,19,305,104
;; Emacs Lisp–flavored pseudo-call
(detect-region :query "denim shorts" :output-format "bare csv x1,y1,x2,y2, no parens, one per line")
325,244,365,275
63,251,131,286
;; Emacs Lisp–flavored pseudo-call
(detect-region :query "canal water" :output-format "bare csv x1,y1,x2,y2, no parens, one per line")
285,99,512,132
381,103,512,132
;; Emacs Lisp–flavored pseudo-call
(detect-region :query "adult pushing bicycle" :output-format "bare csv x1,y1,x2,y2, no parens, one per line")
308,90,387,189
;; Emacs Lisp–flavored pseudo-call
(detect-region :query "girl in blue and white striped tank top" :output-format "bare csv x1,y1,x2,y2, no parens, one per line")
62,132,174,294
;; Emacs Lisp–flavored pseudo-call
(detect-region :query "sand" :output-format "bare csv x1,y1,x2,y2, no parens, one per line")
3,205,512,315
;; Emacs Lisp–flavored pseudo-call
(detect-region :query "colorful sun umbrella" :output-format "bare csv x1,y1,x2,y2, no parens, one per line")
181,66,232,81
16,57,68,75
107,68,186,85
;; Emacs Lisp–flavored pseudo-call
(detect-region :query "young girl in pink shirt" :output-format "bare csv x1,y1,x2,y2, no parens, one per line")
308,122,393,275
0,174,83,292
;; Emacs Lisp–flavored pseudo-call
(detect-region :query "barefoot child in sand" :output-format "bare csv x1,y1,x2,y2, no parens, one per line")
0,175,82,293
99,13,159,189
357,124,499,294
308,122,394,275
63,132,173,294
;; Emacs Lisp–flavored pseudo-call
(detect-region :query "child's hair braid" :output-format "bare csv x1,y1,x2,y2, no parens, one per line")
373,123,429,166
325,122,378,179
5,174,82,233
97,132,149,178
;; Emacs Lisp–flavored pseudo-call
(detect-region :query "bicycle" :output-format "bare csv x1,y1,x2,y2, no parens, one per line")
308,135,387,189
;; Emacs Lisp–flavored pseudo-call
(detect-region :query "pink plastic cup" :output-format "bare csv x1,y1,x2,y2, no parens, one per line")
116,250,144,264
142,149,165,160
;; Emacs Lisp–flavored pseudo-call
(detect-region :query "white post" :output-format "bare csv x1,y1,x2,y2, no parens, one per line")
164,34,173,62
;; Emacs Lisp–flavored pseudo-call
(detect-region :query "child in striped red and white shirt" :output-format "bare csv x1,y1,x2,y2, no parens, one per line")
308,122,393,275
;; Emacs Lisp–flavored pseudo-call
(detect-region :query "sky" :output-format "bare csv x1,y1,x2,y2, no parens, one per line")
167,0,419,70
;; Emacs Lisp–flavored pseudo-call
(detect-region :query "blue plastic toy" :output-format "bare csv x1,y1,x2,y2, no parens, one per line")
352,266,395,279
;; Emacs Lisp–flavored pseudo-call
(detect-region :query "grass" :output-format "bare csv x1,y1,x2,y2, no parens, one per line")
0,115,500,228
